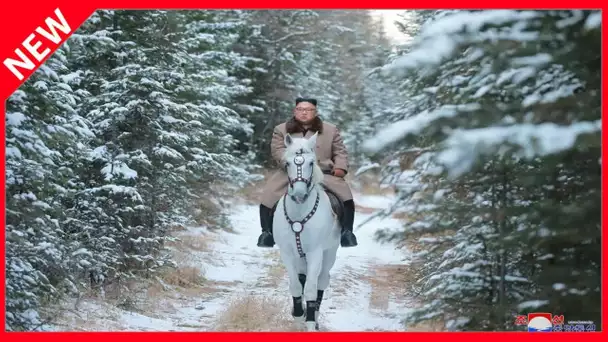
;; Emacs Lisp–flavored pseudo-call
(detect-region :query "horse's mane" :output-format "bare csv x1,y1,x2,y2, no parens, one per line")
283,138,324,186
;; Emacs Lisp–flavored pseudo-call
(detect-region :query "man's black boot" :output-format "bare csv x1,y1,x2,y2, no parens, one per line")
257,204,275,248
340,200,358,247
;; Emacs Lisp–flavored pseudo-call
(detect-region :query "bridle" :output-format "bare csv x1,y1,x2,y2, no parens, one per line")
283,149,320,258
286,149,314,202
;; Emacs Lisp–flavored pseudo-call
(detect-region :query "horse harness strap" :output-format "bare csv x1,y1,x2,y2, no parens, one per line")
287,149,312,189
283,192,320,258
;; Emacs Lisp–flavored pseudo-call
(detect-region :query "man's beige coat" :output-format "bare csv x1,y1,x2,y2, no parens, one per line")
260,120,353,208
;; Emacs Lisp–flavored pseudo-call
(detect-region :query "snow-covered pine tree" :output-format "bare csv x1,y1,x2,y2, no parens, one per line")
349,14,398,170
64,9,257,285
206,10,266,170
224,10,396,169
231,10,318,165
5,43,94,331
363,9,601,331
291,10,396,170
5,12,262,327
63,10,187,284
177,9,261,221
290,10,351,122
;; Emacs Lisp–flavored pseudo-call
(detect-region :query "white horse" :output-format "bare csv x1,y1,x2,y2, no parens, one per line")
273,132,342,332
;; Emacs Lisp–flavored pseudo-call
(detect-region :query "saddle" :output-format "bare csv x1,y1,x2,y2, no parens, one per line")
320,184,345,222
319,169,344,220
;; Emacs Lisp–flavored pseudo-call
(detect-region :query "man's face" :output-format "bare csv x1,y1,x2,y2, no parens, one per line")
294,101,317,123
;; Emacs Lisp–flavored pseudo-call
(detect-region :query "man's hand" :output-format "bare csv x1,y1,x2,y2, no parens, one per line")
332,168,346,178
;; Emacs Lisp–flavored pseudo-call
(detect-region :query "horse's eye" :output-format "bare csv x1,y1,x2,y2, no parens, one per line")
309,162,313,166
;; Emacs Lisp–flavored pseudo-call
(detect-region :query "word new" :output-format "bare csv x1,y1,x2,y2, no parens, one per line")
3,8,71,81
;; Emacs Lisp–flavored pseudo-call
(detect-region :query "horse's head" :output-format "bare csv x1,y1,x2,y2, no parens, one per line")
283,132,323,204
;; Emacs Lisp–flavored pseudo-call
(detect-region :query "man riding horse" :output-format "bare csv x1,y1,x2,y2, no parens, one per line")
257,97,358,248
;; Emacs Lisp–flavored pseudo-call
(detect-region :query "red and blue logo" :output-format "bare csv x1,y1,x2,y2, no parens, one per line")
527,313,554,332
515,313,566,332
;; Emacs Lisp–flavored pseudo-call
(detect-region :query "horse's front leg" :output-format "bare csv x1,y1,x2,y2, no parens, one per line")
279,249,305,322
314,246,338,330
303,249,323,331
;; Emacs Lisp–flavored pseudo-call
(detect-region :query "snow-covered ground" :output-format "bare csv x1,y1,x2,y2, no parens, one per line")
352,192,397,212
48,192,413,332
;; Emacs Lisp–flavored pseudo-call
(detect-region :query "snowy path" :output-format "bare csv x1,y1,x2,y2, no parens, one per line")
50,192,413,332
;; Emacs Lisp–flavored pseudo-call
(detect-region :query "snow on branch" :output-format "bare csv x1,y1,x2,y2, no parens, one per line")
436,120,601,178
361,103,481,154
584,11,601,30
383,10,543,72
354,162,380,176
268,31,316,44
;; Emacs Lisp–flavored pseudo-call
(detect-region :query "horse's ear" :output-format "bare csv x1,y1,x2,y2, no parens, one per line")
308,132,319,148
284,133,293,147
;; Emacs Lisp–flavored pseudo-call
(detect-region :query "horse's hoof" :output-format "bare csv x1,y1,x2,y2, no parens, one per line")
305,321,317,332
315,322,320,331
340,232,358,247
257,232,275,248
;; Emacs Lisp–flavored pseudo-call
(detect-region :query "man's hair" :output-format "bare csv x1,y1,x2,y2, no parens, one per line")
295,97,317,107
